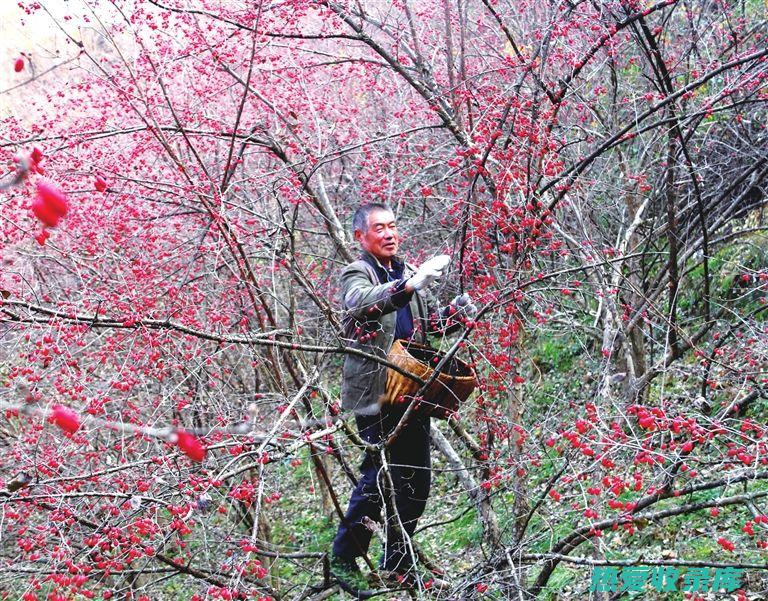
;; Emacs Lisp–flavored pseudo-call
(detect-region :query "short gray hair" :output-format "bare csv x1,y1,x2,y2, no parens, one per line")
351,203,393,235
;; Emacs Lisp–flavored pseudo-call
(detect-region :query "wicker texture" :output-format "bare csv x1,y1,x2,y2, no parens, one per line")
384,339,476,418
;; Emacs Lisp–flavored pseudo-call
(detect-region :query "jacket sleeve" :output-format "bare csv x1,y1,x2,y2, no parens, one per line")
341,261,413,322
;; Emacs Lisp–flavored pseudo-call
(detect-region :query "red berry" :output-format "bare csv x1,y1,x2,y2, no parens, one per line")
176,430,206,462
32,197,61,227
36,181,69,217
51,405,81,434
30,147,43,165
14,57,24,72
34,229,50,245
32,181,69,227
717,536,735,552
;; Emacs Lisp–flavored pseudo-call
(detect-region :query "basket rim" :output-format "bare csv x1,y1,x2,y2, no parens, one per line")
390,339,476,381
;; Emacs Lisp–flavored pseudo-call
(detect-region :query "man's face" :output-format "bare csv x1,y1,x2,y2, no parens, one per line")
356,209,399,265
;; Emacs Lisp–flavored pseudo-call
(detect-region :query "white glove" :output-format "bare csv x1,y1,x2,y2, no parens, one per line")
407,254,450,291
450,293,478,318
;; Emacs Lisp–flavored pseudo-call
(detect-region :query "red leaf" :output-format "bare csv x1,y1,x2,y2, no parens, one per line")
14,57,24,72
176,430,206,462
30,147,43,165
94,176,108,192
51,405,81,434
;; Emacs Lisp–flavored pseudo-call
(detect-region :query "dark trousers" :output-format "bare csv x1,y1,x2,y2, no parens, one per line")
332,405,431,572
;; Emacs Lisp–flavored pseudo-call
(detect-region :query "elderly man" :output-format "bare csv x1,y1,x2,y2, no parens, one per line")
329,203,475,592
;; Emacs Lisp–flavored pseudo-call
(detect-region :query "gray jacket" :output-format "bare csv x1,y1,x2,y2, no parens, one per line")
340,251,433,416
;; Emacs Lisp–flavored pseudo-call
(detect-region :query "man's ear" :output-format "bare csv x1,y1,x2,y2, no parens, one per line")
354,229,362,242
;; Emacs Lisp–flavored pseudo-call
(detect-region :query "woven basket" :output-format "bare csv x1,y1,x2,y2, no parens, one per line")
384,339,476,418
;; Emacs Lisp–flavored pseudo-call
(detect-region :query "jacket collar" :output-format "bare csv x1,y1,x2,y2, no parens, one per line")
359,249,404,273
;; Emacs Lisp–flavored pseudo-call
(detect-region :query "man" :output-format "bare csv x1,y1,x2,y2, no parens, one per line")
329,203,476,592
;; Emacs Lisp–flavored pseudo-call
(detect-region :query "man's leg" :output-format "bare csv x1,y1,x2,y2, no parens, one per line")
379,407,432,574
331,412,385,561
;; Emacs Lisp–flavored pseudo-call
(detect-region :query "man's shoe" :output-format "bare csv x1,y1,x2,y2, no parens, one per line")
329,554,370,594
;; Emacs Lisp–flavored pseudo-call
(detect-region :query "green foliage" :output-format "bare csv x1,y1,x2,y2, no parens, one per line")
436,506,483,551
532,336,581,374
526,333,594,416
679,233,768,314
161,578,199,599
535,565,582,601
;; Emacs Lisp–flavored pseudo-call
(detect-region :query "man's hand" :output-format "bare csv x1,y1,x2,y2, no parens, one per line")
406,254,450,292
449,293,478,319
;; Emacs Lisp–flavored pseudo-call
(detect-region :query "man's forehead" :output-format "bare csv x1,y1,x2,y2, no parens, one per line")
368,210,396,226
